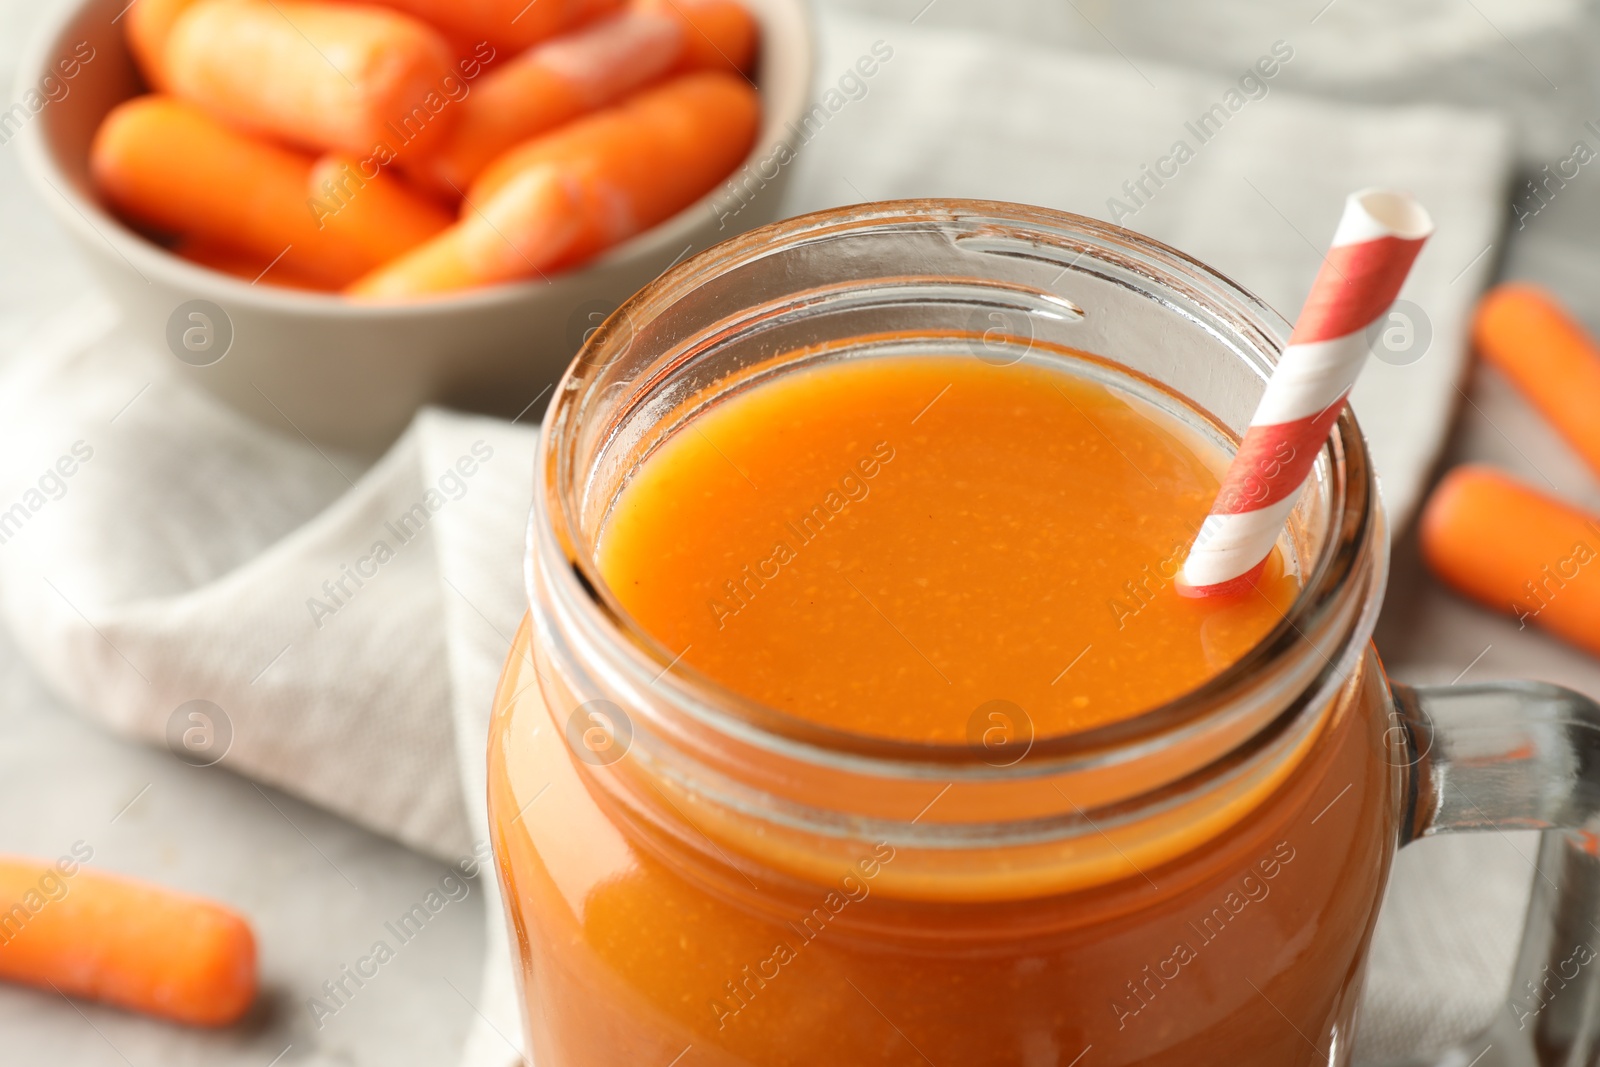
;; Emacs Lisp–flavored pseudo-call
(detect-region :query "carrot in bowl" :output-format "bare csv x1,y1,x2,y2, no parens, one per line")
0,855,256,1027
91,96,438,287
350,70,759,298
92,95,360,286
309,153,454,264
1419,465,1600,656
638,0,758,75
469,69,759,221
163,0,459,157
346,167,585,299
174,238,337,291
367,0,625,53
404,9,687,196
125,0,200,90
407,0,760,196
1474,283,1600,479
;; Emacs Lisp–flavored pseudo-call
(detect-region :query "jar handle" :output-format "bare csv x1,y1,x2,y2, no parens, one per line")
1361,680,1600,1067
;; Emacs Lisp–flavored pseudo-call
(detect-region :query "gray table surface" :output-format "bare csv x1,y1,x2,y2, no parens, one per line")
6,0,1600,1064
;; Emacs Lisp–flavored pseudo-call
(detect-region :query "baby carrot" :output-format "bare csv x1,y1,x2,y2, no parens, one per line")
308,154,454,265
468,70,758,224
347,168,583,299
638,0,758,75
170,159,450,290
93,96,350,284
92,96,425,287
124,0,198,90
1474,283,1600,478
351,72,759,298
403,9,686,196
366,0,624,53
0,855,256,1027
1419,465,1600,656
164,0,458,157
173,238,337,291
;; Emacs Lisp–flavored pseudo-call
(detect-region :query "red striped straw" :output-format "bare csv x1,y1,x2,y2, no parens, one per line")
1178,189,1434,597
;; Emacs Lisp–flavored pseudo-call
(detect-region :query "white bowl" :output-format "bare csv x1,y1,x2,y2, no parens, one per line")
16,0,815,453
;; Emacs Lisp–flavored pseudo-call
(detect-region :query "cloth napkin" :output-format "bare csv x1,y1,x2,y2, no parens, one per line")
848,0,1600,167
0,9,1516,1065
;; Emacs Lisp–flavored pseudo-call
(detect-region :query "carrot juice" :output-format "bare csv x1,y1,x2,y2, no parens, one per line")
489,351,1401,1065
597,355,1299,738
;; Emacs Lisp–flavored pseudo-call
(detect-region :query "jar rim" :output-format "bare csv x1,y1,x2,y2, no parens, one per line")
532,198,1384,780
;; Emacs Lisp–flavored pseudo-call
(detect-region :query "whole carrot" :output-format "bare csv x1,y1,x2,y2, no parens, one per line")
177,160,452,289
403,9,686,196
347,168,584,299
92,96,431,287
164,0,458,157
366,0,624,53
124,0,199,90
638,0,758,75
174,238,338,290
1419,465,1600,656
351,71,759,298
0,853,256,1027
469,69,758,221
1474,283,1600,478
93,95,352,284
169,155,450,291
308,153,454,264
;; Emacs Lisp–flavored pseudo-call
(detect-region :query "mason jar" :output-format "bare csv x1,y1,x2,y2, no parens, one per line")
489,200,1600,1067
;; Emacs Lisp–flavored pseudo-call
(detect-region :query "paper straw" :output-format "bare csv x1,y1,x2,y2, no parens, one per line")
1178,188,1434,597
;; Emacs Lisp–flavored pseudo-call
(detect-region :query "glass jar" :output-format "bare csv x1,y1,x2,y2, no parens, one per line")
489,200,1600,1066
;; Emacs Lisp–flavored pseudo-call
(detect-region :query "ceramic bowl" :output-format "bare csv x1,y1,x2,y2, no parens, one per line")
16,0,815,452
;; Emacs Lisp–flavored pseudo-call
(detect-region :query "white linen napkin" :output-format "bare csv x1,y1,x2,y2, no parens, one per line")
0,10,1516,1065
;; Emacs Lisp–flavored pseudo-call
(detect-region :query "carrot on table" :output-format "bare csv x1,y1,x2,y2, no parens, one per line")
1419,465,1600,656
0,854,256,1027
91,96,432,287
366,0,625,53
403,9,687,196
164,0,458,157
124,0,199,90
1474,283,1600,478
351,71,760,299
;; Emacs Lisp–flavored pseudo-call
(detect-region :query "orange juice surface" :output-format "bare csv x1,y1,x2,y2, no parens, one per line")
599,354,1298,740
